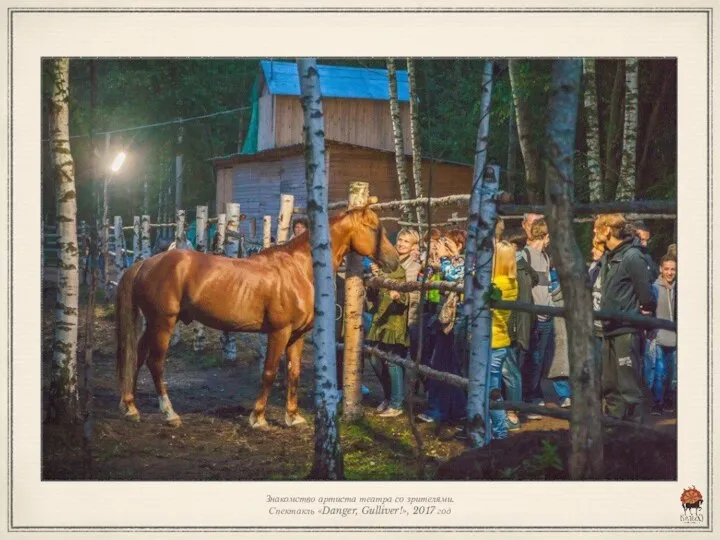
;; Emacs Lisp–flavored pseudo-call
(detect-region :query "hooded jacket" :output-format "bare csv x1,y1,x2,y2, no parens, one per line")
600,237,657,336
653,276,676,347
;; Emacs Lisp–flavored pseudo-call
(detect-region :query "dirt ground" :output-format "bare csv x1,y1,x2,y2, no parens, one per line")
41,283,677,481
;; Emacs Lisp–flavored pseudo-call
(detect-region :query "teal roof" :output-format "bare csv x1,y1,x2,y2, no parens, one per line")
261,60,409,102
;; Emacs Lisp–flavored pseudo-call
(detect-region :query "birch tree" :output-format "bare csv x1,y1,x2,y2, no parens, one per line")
509,60,543,203
583,58,603,202
605,60,625,199
464,60,496,448
407,58,426,225
544,59,603,479
617,58,639,200
506,99,518,198
387,58,414,224
47,58,81,424
298,58,344,480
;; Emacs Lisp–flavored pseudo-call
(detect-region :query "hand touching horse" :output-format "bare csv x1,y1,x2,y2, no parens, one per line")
116,206,398,429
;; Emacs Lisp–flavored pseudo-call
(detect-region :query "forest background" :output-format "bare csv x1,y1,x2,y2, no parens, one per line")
40,58,677,258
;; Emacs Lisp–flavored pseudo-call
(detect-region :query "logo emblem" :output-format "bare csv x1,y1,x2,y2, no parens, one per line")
680,486,704,522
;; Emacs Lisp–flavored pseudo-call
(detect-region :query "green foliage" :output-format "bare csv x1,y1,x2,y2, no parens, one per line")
499,439,565,480
42,57,677,227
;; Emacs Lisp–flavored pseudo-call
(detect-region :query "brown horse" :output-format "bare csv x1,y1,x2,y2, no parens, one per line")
116,206,398,429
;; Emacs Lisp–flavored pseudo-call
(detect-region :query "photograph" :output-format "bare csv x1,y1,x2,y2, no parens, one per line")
3,4,714,536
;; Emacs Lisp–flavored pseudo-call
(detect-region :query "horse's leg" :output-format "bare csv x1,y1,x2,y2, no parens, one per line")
145,316,182,427
249,327,291,429
284,336,307,427
119,328,150,421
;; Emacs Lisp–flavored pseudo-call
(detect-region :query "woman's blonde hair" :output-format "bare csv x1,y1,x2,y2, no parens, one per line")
397,227,420,246
493,240,517,280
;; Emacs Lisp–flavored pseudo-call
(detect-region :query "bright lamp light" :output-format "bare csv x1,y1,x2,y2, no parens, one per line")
110,151,127,173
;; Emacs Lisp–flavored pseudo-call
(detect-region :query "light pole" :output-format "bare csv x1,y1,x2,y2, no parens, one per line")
102,151,127,299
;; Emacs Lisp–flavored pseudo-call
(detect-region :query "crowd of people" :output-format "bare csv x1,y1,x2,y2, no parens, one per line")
345,212,677,441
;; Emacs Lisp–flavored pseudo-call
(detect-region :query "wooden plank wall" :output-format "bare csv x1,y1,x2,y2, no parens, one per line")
257,94,275,151
269,95,412,153
215,168,234,216
230,154,307,239
328,145,473,233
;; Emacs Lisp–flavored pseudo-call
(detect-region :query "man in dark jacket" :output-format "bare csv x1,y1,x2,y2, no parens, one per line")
594,214,657,423
627,220,659,282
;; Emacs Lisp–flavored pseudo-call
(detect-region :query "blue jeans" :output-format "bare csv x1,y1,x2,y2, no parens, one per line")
369,343,407,409
490,347,511,439
646,344,677,406
523,319,555,402
552,378,571,400
501,347,522,404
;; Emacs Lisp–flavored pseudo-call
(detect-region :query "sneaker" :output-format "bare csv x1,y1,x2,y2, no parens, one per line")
651,404,663,416
361,385,370,396
416,413,435,424
378,407,403,418
375,400,389,413
559,397,572,409
662,402,675,414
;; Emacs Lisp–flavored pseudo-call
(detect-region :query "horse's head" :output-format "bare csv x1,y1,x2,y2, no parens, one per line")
346,206,399,272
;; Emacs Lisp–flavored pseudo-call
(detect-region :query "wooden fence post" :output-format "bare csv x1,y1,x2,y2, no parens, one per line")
114,216,123,283
132,216,141,263
140,215,152,260
276,193,294,243
221,203,241,362
342,181,369,420
214,213,227,254
193,205,208,352
174,208,187,249
263,215,272,248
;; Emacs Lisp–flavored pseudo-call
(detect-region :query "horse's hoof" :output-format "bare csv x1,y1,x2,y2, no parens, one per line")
124,412,141,423
285,412,308,427
166,416,182,428
249,412,269,430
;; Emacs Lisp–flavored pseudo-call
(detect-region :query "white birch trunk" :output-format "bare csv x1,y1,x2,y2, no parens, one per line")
617,58,639,201
140,214,152,260
276,194,294,244
342,181,369,420
298,57,343,480
464,60,496,448
406,58,426,225
47,57,81,423
262,215,272,248
114,216,123,283
214,213,227,255
464,60,494,312
583,58,603,202
545,59,603,479
174,208,187,250
387,58,414,224
132,216,141,263
193,205,208,352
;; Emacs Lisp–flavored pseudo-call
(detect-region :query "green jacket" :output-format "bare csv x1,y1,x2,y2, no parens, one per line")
366,265,410,347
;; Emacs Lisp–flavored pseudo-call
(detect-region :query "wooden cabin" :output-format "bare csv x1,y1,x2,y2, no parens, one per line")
212,60,473,237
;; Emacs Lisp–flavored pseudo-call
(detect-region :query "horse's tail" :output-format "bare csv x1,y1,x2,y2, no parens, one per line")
116,261,144,401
